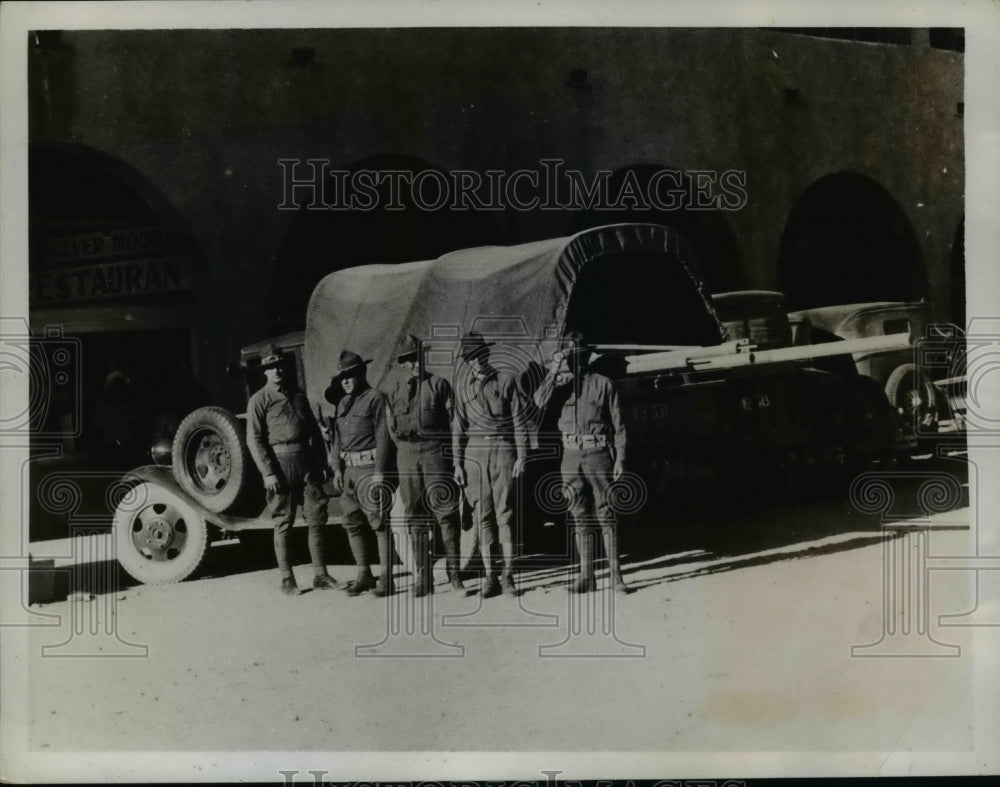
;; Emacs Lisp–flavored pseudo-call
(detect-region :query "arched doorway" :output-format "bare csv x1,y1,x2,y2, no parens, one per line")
28,142,203,466
270,154,504,331
778,173,925,310
569,164,746,294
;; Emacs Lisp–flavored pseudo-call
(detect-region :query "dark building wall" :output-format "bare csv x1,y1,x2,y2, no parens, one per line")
28,27,964,411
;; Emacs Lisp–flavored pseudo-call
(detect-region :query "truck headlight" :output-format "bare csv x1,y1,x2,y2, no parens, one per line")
149,437,173,466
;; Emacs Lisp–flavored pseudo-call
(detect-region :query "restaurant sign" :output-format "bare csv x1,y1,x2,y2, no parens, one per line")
29,256,189,306
40,227,170,266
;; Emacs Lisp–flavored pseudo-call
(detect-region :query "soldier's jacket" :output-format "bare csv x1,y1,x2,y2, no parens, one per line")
328,384,391,474
384,371,454,441
533,368,627,462
452,366,527,463
247,381,326,479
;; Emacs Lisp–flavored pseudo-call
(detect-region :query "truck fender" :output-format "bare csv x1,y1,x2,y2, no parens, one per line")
120,465,227,529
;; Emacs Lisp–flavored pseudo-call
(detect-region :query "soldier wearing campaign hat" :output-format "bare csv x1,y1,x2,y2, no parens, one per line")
384,333,464,596
533,332,629,594
452,332,527,598
247,345,337,595
321,349,396,597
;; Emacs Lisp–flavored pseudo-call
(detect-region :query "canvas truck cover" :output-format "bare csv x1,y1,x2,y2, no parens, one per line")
303,223,723,408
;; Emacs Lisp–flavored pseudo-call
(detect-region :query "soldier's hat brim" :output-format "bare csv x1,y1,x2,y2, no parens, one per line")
395,333,422,361
324,360,372,403
555,331,593,361
259,351,287,369
333,358,373,379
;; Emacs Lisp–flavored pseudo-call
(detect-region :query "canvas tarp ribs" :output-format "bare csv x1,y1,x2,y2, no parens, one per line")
303,223,722,408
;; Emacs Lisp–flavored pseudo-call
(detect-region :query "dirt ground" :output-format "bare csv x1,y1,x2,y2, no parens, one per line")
20,480,989,774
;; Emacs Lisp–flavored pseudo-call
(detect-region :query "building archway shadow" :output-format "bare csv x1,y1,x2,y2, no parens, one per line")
778,171,925,310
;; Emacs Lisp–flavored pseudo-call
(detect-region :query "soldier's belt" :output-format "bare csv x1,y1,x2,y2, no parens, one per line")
467,433,515,443
561,433,609,450
395,434,446,443
342,449,377,467
271,442,306,455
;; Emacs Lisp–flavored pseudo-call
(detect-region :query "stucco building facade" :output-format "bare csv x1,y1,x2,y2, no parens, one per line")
28,27,964,422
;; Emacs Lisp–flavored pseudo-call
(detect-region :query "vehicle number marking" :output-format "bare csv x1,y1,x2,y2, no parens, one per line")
632,403,669,420
741,394,771,411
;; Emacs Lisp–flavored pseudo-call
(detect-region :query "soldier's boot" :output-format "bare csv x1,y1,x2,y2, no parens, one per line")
372,528,395,597
312,573,339,590
445,525,464,592
481,571,501,598
570,529,596,593
346,532,376,596
411,530,433,597
479,537,499,597
307,520,331,587
280,575,300,596
500,541,517,596
448,557,466,592
602,528,629,594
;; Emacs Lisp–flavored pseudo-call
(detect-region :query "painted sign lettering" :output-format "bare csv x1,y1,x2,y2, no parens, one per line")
40,227,169,266
29,257,189,305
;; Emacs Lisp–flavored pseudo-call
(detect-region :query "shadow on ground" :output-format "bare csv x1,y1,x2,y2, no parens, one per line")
519,450,970,593
55,451,971,598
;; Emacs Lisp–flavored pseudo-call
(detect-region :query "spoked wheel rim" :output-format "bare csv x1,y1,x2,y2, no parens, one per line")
183,428,233,497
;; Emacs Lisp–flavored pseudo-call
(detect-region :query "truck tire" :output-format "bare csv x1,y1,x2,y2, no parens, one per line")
171,406,257,513
885,363,939,431
113,481,211,584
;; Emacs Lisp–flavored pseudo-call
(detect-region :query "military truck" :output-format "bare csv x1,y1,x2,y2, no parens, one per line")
112,223,907,584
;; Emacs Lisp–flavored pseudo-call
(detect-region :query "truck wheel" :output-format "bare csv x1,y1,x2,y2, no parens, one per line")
885,363,939,432
172,406,257,513
113,482,211,584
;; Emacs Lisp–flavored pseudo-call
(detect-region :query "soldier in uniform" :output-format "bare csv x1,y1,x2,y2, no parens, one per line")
385,334,464,596
247,345,338,595
533,332,629,594
452,332,527,597
322,350,395,597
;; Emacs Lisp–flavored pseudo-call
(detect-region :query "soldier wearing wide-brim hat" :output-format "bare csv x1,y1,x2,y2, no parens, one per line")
552,330,593,362
452,331,527,598
533,331,629,594
323,351,373,403
384,333,464,596
258,347,287,369
246,344,337,595
319,349,395,596
395,332,421,361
